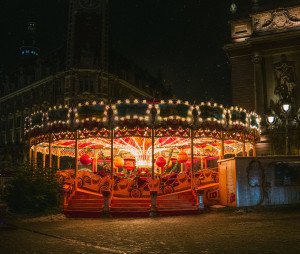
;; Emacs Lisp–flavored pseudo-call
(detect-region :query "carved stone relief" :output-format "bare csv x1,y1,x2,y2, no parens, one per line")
252,7,300,33
273,54,297,100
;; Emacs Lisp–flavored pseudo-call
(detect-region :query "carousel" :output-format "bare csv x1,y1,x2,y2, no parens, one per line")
25,99,260,212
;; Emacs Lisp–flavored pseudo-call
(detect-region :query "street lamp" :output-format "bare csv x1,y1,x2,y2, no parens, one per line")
265,99,299,155
265,99,300,155
281,99,291,114
266,110,276,126
281,100,291,155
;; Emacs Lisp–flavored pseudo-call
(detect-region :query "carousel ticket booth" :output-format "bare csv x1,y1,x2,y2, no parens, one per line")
25,100,260,216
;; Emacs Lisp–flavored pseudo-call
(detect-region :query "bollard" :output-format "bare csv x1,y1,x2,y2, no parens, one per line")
150,190,157,217
197,189,205,211
102,190,111,216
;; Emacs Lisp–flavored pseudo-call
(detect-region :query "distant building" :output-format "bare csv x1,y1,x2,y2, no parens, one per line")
0,0,167,166
224,0,300,155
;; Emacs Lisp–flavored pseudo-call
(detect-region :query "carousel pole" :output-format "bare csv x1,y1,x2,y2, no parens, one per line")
150,101,157,190
242,133,246,157
107,103,114,195
75,130,79,190
200,147,204,169
42,148,46,168
57,148,60,169
253,136,257,157
190,128,194,189
234,142,237,157
150,100,157,216
94,149,98,173
151,128,155,186
246,143,250,157
49,133,52,168
29,138,32,166
190,103,198,190
220,130,224,160
34,140,37,169
110,129,114,182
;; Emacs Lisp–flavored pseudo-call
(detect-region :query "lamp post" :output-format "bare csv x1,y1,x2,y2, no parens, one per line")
266,99,300,155
281,100,291,155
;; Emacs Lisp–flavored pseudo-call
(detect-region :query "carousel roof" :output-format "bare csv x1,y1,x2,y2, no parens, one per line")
26,100,260,160
25,99,260,142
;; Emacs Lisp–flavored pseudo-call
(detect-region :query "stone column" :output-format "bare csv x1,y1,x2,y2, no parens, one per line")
252,53,265,115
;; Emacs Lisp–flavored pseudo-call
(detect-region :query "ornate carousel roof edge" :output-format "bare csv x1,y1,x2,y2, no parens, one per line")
24,100,261,141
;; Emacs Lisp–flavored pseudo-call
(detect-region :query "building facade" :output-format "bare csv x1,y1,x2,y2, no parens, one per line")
224,0,300,154
0,0,166,166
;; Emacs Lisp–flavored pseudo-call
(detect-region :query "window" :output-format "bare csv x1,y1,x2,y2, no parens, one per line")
15,116,21,128
65,82,70,93
1,132,6,145
79,78,94,92
8,118,13,129
0,120,6,130
8,130,13,143
28,22,36,32
15,130,20,143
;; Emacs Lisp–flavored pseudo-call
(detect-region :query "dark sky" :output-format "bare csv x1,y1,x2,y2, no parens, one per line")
0,0,239,105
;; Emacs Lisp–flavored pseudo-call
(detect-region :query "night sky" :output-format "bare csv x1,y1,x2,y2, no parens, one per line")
0,0,242,105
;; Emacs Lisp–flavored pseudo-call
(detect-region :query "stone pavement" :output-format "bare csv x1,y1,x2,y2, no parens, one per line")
1,207,300,254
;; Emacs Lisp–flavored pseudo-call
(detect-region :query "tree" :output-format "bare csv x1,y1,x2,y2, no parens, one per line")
4,163,63,214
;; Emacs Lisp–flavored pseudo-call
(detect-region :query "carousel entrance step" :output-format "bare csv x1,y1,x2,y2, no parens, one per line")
110,203,150,208
110,197,151,215
157,190,198,214
63,190,104,217
110,206,150,212
112,198,150,203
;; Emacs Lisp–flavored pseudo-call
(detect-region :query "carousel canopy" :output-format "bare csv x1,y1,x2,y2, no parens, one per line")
25,100,260,162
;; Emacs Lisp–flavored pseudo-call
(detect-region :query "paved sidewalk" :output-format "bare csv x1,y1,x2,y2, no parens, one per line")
1,207,300,254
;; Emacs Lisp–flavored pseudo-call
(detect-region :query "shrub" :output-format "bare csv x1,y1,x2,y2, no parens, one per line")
4,163,63,214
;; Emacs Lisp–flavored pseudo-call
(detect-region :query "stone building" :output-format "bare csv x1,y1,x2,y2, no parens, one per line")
0,0,167,166
224,0,300,154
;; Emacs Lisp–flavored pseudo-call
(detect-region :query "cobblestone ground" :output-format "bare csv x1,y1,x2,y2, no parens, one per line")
1,208,300,254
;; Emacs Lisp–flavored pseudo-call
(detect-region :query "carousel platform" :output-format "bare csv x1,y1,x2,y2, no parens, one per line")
63,188,199,217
